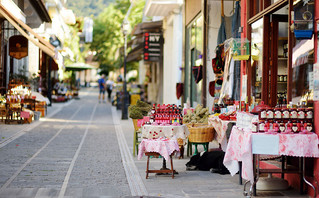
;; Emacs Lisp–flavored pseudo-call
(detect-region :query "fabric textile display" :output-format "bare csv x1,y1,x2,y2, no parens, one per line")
212,45,224,74
231,1,241,39
176,83,184,99
192,65,203,84
209,81,215,97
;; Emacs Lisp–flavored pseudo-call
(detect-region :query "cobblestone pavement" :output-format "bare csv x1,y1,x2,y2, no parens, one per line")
0,88,310,198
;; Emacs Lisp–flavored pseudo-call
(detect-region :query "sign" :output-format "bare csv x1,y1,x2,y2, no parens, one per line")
144,32,162,61
9,35,28,59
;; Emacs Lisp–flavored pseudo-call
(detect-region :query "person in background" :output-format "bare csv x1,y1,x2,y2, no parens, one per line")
98,74,106,103
106,78,114,102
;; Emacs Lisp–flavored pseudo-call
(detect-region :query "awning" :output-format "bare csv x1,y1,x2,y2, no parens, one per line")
0,4,56,58
65,63,97,71
144,0,182,17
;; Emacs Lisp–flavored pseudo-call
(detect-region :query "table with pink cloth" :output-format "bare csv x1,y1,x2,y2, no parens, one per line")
138,138,180,161
208,116,236,151
140,124,190,143
223,126,319,183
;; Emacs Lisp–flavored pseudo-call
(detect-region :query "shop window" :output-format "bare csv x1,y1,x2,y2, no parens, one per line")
185,15,203,107
291,36,314,105
250,18,263,103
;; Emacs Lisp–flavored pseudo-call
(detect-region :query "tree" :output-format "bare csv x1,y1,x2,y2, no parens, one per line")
90,0,145,73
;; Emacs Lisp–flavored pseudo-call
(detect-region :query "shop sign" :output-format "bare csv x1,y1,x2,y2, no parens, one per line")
144,32,162,62
9,35,28,59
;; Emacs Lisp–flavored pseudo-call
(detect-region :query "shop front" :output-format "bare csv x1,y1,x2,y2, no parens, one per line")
240,0,318,196
0,2,55,123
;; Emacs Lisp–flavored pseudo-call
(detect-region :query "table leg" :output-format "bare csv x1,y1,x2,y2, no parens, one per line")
239,161,242,185
302,157,317,198
157,158,178,175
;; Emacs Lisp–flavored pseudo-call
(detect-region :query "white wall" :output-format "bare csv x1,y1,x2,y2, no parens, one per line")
206,0,235,112
162,11,183,105
28,40,40,79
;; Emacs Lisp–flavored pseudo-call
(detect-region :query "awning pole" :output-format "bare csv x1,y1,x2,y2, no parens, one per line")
0,8,55,58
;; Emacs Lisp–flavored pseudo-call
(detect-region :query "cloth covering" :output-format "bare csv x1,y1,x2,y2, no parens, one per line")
223,126,319,183
138,138,180,162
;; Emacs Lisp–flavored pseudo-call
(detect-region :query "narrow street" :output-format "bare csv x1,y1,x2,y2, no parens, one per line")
0,88,131,197
0,88,308,198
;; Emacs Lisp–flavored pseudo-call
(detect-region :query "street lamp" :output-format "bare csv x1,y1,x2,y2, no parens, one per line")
121,19,130,120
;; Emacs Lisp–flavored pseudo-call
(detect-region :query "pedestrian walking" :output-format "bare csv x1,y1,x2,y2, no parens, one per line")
106,78,114,102
98,74,106,103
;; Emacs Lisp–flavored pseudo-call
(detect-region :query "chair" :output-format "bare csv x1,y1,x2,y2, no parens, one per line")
187,141,209,156
132,119,141,156
23,98,36,111
35,101,47,117
5,103,23,124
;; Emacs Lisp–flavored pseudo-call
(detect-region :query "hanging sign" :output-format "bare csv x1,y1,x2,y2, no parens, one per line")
9,35,28,59
144,32,162,62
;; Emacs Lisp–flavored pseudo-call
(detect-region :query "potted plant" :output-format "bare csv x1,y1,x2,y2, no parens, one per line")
128,100,152,130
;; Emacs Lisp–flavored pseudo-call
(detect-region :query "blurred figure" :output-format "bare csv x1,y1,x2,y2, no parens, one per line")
98,74,106,103
106,78,114,102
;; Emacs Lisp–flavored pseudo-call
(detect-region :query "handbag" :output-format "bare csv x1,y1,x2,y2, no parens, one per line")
192,65,203,84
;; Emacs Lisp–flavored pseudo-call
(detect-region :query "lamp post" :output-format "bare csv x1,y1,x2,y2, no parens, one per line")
121,19,130,120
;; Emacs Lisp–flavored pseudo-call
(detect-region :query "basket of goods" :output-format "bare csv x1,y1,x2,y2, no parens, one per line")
184,104,214,142
183,104,210,124
187,123,215,143
128,100,152,130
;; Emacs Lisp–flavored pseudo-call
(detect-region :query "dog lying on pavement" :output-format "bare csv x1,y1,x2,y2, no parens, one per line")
185,150,229,174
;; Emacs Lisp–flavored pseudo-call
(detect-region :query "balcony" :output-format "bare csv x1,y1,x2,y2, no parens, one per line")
144,0,183,17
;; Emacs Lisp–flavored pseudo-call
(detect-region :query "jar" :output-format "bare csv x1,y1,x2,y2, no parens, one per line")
273,122,279,132
290,108,298,119
291,123,299,133
264,121,271,132
259,120,265,132
266,108,274,119
283,75,287,82
279,75,284,82
279,122,286,133
282,108,290,119
274,108,282,119
297,108,305,120
252,122,258,133
305,108,313,120
305,122,313,132
259,108,267,120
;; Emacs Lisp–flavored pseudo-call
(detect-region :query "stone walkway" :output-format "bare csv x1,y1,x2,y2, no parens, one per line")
0,88,309,198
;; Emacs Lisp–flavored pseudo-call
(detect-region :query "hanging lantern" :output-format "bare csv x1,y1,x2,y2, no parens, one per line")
293,0,314,39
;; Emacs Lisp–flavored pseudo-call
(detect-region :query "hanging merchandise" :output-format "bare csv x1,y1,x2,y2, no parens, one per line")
217,0,226,45
176,83,184,99
209,81,215,97
192,65,203,84
293,0,314,39
212,45,224,74
231,1,241,39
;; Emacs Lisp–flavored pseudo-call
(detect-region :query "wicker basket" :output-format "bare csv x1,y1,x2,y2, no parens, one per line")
186,123,215,143
132,119,141,131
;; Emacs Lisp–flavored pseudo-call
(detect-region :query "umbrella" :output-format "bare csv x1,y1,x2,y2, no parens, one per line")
31,91,50,104
217,0,226,45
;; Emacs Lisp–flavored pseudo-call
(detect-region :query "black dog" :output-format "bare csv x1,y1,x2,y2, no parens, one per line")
186,150,229,174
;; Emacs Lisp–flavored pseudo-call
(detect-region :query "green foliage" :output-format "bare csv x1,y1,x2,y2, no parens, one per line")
90,0,145,73
66,0,115,17
64,22,85,66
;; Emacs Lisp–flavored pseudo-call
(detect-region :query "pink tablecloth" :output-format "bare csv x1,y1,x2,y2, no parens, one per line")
208,116,235,151
138,138,180,161
223,126,319,183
